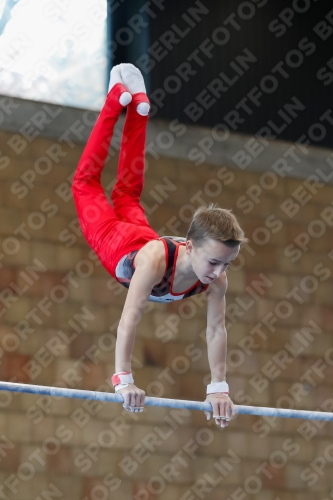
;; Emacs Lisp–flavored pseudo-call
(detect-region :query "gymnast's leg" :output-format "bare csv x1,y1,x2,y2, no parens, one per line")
111,64,153,228
72,65,158,278
72,68,132,262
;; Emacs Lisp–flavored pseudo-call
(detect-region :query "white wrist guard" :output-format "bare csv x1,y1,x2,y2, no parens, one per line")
206,381,229,395
112,372,134,392
115,383,130,393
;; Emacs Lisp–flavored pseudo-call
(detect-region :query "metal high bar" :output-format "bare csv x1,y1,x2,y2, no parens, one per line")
0,381,332,421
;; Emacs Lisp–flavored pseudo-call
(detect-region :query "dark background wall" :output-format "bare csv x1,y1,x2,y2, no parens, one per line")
109,0,333,148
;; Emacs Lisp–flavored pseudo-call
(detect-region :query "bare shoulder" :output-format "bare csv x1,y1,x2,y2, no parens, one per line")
135,239,166,283
207,272,228,297
135,239,165,266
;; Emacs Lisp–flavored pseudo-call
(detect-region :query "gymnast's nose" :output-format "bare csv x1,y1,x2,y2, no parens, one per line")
213,264,225,277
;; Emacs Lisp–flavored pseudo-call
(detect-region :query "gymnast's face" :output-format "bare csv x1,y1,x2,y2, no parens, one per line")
186,238,240,284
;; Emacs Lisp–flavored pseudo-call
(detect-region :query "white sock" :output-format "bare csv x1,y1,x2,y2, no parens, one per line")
120,64,150,115
108,65,131,106
136,102,150,116
120,63,146,94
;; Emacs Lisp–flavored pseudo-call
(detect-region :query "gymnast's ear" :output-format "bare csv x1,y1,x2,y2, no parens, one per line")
185,239,193,254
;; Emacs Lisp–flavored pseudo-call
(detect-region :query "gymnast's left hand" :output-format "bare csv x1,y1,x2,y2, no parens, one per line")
117,383,146,413
204,393,236,428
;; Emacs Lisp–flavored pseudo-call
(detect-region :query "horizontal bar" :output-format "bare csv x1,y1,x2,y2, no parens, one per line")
0,381,332,421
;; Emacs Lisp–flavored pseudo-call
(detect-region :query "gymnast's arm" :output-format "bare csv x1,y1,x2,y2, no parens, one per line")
205,273,236,427
115,244,164,409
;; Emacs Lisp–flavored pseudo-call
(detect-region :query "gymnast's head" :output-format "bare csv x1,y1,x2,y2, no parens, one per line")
185,203,248,283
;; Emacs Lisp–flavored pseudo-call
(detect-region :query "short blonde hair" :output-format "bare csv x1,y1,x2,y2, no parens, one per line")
186,203,248,248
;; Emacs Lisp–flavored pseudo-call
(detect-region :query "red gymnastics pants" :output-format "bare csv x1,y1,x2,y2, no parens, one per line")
72,83,159,280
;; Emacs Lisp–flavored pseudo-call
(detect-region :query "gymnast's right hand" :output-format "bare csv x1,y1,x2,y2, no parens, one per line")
117,384,146,413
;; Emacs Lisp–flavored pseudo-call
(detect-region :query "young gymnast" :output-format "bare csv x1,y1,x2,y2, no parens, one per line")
72,64,247,428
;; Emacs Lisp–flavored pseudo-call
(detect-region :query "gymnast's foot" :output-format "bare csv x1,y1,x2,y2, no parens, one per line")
120,63,150,116
108,65,132,107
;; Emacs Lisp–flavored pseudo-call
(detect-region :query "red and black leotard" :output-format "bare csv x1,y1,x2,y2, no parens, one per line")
115,236,208,303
